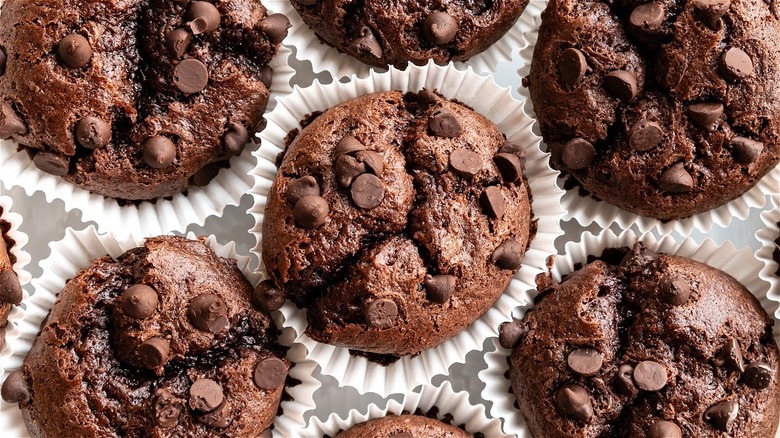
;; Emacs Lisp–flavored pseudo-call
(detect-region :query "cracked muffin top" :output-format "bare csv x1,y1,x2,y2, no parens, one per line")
335,414,472,438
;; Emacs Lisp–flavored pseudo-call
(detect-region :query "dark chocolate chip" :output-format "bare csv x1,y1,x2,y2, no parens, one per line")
76,116,111,149
350,173,385,209
561,138,595,170
253,280,286,313
704,400,739,432
165,28,192,59
199,400,232,428
423,12,459,45
293,195,329,228
32,151,69,176
659,162,693,193
191,162,222,186
491,239,524,270
619,242,658,268
688,103,723,132
555,384,593,422
223,122,249,156
498,319,528,349
260,13,292,44
0,269,22,305
185,1,222,34
143,136,176,169
154,389,183,428
604,70,638,102
1,370,29,403
743,362,773,389
120,284,159,319
334,134,366,157
260,65,273,89
189,378,224,412
138,337,170,368
429,108,462,138
0,46,6,76
58,33,92,68
417,88,439,108
449,148,482,177
648,420,682,438
558,48,589,85
714,338,744,372
188,293,229,334
366,298,398,329
615,364,639,397
633,360,668,391
720,47,754,81
567,348,603,377
499,141,527,167
286,176,320,205
494,153,523,183
629,119,663,151
352,26,382,59
0,102,27,139
480,186,507,219
730,136,763,164
253,356,287,389
424,274,455,303
660,277,691,306
355,150,384,177
173,58,209,94
629,3,666,34
692,0,729,30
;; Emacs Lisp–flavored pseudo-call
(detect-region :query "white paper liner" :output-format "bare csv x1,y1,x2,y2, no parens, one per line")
248,60,565,396
516,1,779,236
757,194,780,322
271,0,541,80
0,226,311,437
0,195,31,378
0,44,295,237
480,228,780,437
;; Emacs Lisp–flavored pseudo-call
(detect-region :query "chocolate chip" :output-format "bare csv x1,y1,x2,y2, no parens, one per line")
561,138,595,170
253,280,286,313
0,102,27,139
491,239,524,270
423,12,459,45
355,150,384,177
350,173,385,209
659,162,693,193
620,242,658,268
143,136,176,169
76,116,111,149
286,176,320,205
555,384,593,422
120,284,159,319
567,348,603,377
366,298,398,329
253,356,287,389
0,269,22,305
714,338,744,372
494,153,523,183
417,88,439,108
480,186,507,219
499,141,527,167
260,13,292,44
352,26,382,59
216,123,248,156
604,70,638,102
692,0,729,30
660,277,691,306
688,103,723,132
449,148,482,177
154,389,182,428
720,47,754,81
424,274,455,303
648,420,682,438
185,1,221,34
0,46,6,76
165,28,192,58
138,337,170,368
32,151,69,176
743,362,773,389
191,162,222,186
558,48,589,85
293,195,329,228
429,108,462,137
188,294,229,334
189,378,224,412
730,136,763,164
498,319,528,349
334,134,366,157
173,58,209,94
260,65,273,89
704,400,739,432
1,370,29,403
633,360,668,391
332,156,365,189
199,400,232,428
58,33,92,68
629,119,663,151
615,364,639,397
629,3,666,34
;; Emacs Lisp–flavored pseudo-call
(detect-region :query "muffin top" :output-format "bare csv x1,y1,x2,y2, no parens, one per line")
0,0,288,201
263,90,532,358
530,0,780,219
504,243,780,437
335,414,472,438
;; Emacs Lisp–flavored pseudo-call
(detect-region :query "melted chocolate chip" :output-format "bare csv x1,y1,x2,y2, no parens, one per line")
355,150,384,177
498,141,527,164
138,337,170,368
429,108,463,138
498,319,528,349
143,136,176,169
199,400,232,428
648,420,682,438
286,176,320,205
660,277,691,306
120,284,159,319
188,293,229,333
189,378,224,412
714,338,744,372
32,151,69,176
555,384,593,421
335,155,367,188
223,122,249,156
615,364,639,397
253,356,287,389
0,269,22,305
730,136,763,164
633,360,668,391
558,48,589,85
75,116,111,150
424,274,455,303
604,70,638,102
704,400,739,432
335,134,366,157
494,153,523,183
629,3,666,34
423,12,459,45
629,119,663,151
260,14,292,44
480,186,507,219
153,389,183,428
491,239,524,270
449,148,482,177
253,280,286,313
720,47,754,81
58,33,92,68
366,298,398,329
561,138,595,170
688,103,723,132
743,362,773,389
1,370,29,403
0,102,27,139
165,28,192,58
173,58,209,94
693,0,729,30
659,162,693,193
293,195,329,228
350,173,385,209
567,348,603,377
620,242,658,268
185,1,222,34
352,26,382,59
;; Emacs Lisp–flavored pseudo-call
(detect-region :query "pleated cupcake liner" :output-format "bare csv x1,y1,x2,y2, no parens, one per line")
756,194,780,322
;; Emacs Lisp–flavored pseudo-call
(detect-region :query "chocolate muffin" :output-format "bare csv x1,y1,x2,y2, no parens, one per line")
529,0,780,220
0,208,23,352
501,243,780,437
1,236,288,437
335,414,471,438
291,0,529,68
0,0,289,201
262,90,533,357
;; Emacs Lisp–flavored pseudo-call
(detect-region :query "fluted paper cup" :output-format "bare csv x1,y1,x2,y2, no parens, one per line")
757,194,780,322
